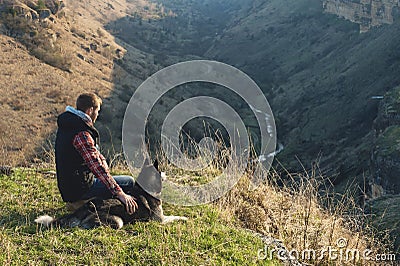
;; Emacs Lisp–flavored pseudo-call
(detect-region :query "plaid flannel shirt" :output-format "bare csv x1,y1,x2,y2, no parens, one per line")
72,131,122,195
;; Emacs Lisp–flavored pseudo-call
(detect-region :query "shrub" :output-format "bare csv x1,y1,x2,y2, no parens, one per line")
32,46,72,71
36,0,47,10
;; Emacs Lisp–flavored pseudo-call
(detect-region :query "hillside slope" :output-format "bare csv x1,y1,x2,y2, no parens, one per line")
0,0,158,165
105,0,400,199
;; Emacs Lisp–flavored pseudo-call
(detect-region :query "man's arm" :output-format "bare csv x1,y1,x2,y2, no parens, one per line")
73,131,122,195
72,131,138,214
99,153,109,169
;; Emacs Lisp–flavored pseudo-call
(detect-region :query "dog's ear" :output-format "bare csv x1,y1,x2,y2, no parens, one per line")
143,157,159,172
143,157,151,166
136,157,163,197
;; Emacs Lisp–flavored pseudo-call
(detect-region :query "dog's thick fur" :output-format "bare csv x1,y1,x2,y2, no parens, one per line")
35,160,187,229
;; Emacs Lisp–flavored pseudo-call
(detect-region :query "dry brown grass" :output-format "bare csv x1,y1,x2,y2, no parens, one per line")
153,137,391,265
0,0,168,167
219,161,395,265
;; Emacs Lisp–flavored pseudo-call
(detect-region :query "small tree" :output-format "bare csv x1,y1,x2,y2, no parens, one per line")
37,0,46,10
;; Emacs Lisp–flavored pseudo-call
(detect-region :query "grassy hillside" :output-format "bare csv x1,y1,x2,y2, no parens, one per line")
0,169,277,265
1,164,394,265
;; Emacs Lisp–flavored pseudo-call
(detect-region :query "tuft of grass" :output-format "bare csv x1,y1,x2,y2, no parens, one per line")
0,169,278,265
36,0,47,10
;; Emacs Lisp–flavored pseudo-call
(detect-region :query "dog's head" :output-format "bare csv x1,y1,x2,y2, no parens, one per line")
134,158,164,199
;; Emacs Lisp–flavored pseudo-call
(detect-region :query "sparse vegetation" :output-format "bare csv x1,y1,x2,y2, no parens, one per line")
36,0,47,10
70,25,86,39
1,13,72,72
31,45,72,71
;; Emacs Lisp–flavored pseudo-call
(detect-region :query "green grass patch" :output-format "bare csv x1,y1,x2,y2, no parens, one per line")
376,125,400,156
0,169,279,265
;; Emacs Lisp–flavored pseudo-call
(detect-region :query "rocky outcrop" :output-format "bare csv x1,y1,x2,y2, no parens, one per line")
2,0,64,21
323,0,400,32
370,87,400,197
372,126,400,195
43,0,65,15
38,8,51,19
374,88,400,132
9,2,39,20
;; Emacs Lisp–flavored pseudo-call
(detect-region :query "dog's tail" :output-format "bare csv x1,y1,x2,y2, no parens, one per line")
34,215,55,227
162,216,188,224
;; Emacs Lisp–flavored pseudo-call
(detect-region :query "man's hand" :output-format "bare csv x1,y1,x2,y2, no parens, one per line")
116,191,138,214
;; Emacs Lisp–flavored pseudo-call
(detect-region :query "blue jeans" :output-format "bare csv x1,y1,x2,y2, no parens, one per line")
81,175,134,200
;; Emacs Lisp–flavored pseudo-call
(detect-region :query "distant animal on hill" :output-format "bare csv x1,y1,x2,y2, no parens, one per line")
35,159,187,229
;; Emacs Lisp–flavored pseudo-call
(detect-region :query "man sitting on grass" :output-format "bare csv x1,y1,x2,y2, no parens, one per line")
55,92,137,214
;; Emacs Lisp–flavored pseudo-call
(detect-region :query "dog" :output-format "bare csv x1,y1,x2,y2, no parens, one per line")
35,159,187,229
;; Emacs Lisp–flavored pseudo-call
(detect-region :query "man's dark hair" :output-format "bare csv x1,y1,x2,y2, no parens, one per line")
76,93,102,112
